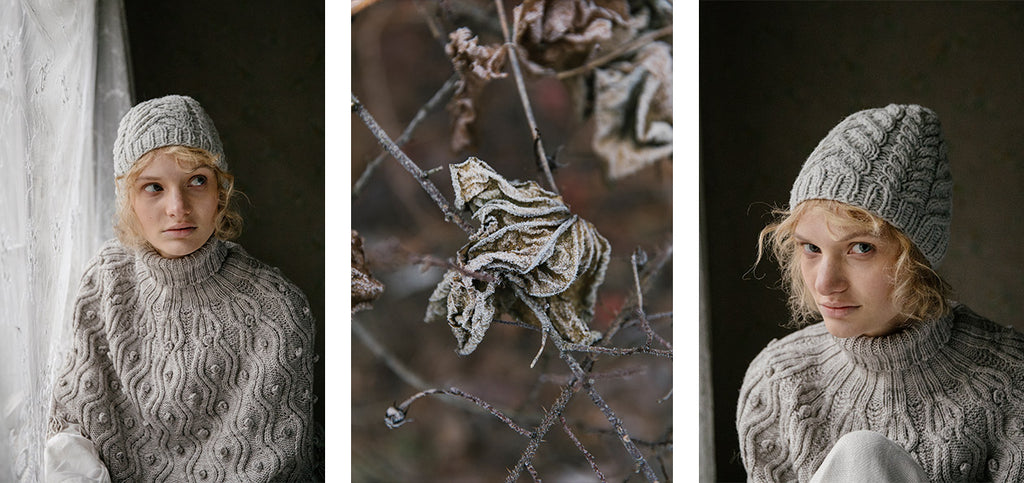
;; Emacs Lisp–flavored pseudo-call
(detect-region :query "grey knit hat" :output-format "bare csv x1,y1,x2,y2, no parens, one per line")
789,104,952,267
112,95,226,177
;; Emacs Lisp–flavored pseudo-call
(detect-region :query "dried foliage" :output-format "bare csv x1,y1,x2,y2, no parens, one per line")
513,0,629,73
445,28,509,152
352,230,385,313
425,157,609,355
591,40,673,179
440,0,673,179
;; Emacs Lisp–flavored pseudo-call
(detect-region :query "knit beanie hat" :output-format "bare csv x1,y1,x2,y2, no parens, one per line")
112,95,226,177
789,104,952,267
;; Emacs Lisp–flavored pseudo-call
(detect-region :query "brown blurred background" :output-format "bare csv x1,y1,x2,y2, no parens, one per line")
702,2,1024,481
352,1,673,481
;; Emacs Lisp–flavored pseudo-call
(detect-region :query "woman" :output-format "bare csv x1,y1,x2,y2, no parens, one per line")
46,95,321,481
737,104,1024,482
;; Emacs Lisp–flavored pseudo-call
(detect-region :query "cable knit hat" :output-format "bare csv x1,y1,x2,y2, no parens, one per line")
789,104,952,267
112,95,226,177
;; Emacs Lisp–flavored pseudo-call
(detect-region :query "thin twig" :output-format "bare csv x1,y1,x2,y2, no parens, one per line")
602,243,673,346
540,366,647,386
492,0,559,194
555,25,674,80
562,342,673,359
632,250,672,350
352,93,475,233
525,462,542,482
386,387,534,437
513,287,659,482
507,385,576,483
561,415,607,482
353,75,459,199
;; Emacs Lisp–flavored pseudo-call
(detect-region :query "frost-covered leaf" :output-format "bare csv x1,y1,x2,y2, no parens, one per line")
445,27,508,153
513,0,629,72
352,230,385,313
591,41,672,179
425,157,610,355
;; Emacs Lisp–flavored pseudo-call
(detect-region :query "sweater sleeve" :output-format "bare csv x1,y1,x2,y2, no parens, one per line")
48,248,111,437
737,342,798,482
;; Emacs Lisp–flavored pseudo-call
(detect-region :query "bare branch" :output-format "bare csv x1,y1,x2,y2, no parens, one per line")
561,415,606,482
507,386,576,483
386,387,534,437
354,75,459,199
492,0,559,194
352,93,475,233
512,286,660,482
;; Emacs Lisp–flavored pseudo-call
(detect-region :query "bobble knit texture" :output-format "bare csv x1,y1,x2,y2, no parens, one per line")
790,104,952,267
49,238,320,481
112,95,226,177
737,304,1024,482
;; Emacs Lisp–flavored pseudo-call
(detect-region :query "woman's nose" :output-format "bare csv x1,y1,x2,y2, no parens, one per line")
165,189,191,217
815,256,847,295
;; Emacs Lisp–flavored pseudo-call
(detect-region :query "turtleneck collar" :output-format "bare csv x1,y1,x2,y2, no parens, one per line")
834,310,954,371
135,236,229,288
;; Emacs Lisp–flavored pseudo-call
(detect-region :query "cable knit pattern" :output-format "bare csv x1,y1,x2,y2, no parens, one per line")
737,304,1024,482
49,237,320,482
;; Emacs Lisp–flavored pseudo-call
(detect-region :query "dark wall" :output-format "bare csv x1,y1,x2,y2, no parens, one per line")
125,2,325,426
702,2,1024,480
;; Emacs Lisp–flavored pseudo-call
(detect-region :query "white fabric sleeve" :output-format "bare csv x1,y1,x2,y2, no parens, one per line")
44,424,111,483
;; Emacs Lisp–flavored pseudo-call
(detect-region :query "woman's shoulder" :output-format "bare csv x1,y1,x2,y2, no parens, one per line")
219,240,312,306
949,302,1024,365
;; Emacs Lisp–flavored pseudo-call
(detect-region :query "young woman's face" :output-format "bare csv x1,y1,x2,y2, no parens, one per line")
794,204,904,338
132,151,219,258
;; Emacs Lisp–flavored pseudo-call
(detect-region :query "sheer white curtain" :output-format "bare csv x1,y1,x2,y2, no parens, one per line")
0,0,130,480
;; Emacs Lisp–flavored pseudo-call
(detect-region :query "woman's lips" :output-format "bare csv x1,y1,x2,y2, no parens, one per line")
820,303,858,318
164,226,197,238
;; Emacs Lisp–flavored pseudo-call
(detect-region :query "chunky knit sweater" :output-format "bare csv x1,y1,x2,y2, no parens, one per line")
737,304,1024,482
49,237,320,482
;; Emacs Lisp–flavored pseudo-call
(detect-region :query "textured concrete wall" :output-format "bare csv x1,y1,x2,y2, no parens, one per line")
125,2,325,426
701,2,1024,480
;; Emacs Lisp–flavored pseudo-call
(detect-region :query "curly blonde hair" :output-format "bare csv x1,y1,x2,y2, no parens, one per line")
114,145,242,249
757,199,951,328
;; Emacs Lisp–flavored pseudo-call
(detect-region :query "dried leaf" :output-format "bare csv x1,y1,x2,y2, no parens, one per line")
513,0,629,72
445,27,508,153
425,157,610,355
591,41,672,179
352,230,385,313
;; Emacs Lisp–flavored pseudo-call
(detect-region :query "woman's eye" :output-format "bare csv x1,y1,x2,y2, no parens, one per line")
189,175,208,187
801,243,820,254
143,183,162,193
851,242,874,254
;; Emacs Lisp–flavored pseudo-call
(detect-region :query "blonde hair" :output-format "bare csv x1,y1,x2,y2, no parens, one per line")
756,199,951,328
114,145,243,249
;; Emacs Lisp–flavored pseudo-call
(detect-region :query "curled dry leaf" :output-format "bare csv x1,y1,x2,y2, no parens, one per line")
591,41,672,179
513,0,629,73
425,157,610,355
445,27,508,153
352,230,385,313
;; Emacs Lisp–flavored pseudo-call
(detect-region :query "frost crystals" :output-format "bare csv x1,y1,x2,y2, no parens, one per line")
425,158,610,355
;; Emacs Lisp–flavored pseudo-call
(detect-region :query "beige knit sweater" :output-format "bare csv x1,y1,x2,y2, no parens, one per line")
737,304,1024,482
49,237,320,482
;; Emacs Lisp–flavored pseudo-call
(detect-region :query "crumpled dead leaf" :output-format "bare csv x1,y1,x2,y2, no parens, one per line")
445,27,508,153
591,40,672,179
425,157,609,355
513,0,629,73
352,230,385,313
